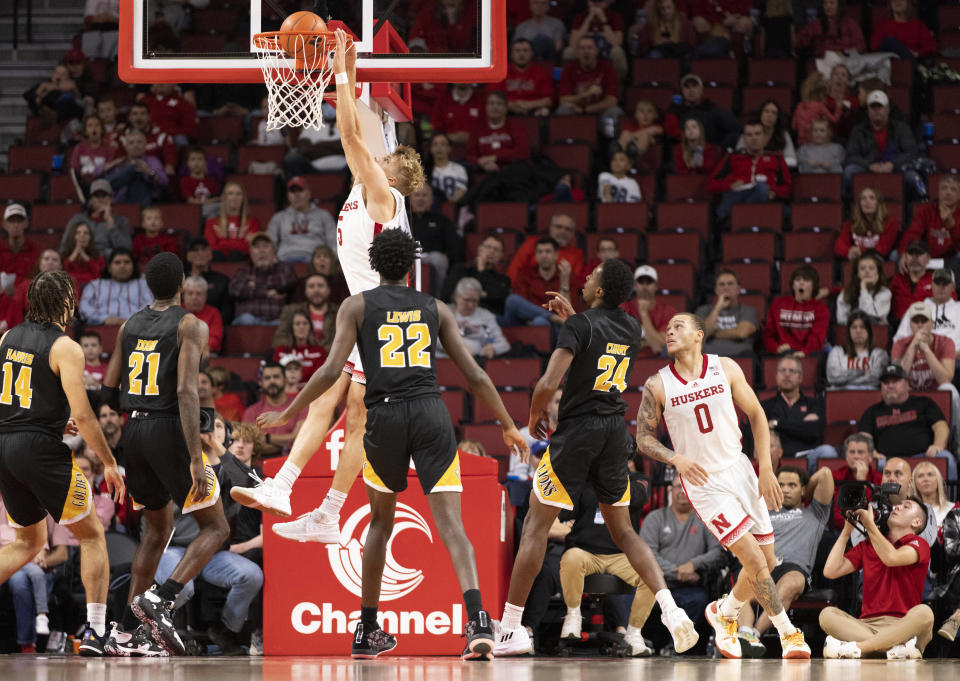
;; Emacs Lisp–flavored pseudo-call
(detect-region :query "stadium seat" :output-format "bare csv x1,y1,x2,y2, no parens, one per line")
24,117,61,145
222,325,276,356
516,116,542,150
441,390,465,424
112,203,142,228
635,175,656,204
733,357,755,386
932,114,960,143
739,294,767,324
630,358,669,388
742,86,792,117
623,86,673,114
226,174,275,204
248,203,275,228
825,390,879,424
197,116,244,144
793,174,843,203
691,59,738,87
656,202,710,239
762,356,819,390
156,203,203,234
536,203,589,234
199,144,231,170
587,232,640,262
484,358,541,390
722,232,777,263
747,59,796,89
436,358,470,391
85,325,119,354
942,6,960,32
237,145,286,173
702,85,735,112
542,144,592,178
476,202,528,232
730,203,783,233
8,145,57,173
886,86,910,117
779,261,832,292
783,231,837,262
654,262,696,300
32,231,63,253
657,293,687,313
622,392,644,425
632,59,680,87
48,174,82,203
647,231,701,268
930,145,960,174
0,174,43,203
730,262,774,293
852,173,903,202
890,59,913,90
815,457,849,474
303,174,349,201
31,204,80,231
833,323,889,351
547,116,597,145
791,203,843,232
664,175,710,202
473,390,529,425
210,356,262,383
461,424,510,459
907,456,948,480
501,326,551,354
596,203,649,233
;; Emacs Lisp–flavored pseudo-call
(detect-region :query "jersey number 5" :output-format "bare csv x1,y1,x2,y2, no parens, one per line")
378,323,431,369
593,355,630,393
128,352,160,395
0,362,32,408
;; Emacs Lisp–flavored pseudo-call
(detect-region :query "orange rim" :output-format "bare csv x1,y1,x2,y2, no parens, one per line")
253,30,346,73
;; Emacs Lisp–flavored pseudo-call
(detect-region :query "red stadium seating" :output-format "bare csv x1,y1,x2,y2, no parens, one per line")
730,203,783,233
24,117,61,145
930,145,960,174
502,326,551,354
792,203,843,232
722,232,776,263
237,146,286,172
833,324,890,351
826,390,951,426
647,231,701,268
630,358,669,388
742,86,792,117
762,356,819,390
596,203,649,233
48,174,83,203
473,390,529,425
516,116,542,150
691,59,738,87
484,358,541,390
32,204,80,231
747,59,796,89
476,202,528,232
461,424,510,459
624,86,673,114
703,85,735,112
8,145,57,173
303,174,349,201
542,144,592,178
656,202,710,239
156,203,203,234
547,116,598,145
441,390,465,424
0,174,43,203
222,325,276,356
783,231,837,262
85,326,120,354
436,358,469,391
664,175,710,203
226,174,274,204
654,263,696,299
793,174,843,203
933,86,960,114
197,116,244,144
210,357,262,383
729,262,774,293
852,173,903,202
632,59,680,88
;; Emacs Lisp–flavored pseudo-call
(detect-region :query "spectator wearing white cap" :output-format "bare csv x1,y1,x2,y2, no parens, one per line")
266,176,336,264
620,264,677,357
61,178,133,260
0,204,39,290
893,268,960,357
843,90,923,200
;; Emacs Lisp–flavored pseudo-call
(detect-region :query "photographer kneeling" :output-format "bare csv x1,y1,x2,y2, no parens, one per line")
820,497,933,659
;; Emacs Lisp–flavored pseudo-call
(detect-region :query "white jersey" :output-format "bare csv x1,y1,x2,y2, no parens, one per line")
659,354,744,474
336,183,407,295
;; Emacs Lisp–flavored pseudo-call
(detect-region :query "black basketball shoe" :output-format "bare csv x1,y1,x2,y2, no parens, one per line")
77,625,106,657
351,622,397,659
461,610,494,661
104,623,169,657
131,586,186,655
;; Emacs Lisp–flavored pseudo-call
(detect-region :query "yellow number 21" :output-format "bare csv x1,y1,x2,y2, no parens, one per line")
128,352,160,395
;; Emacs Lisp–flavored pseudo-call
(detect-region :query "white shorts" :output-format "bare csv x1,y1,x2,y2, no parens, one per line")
680,455,773,549
344,345,366,385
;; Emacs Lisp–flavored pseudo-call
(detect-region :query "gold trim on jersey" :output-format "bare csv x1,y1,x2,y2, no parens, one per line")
532,449,573,510
362,452,395,493
182,452,220,514
429,452,462,493
59,456,92,525
611,479,631,507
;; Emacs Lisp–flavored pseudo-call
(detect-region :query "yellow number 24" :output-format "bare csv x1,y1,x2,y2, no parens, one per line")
593,355,630,393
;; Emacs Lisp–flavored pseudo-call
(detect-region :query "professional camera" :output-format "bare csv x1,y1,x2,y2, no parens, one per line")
836,480,901,535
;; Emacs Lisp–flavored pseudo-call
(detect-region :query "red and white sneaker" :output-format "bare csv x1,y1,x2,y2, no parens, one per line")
705,600,741,659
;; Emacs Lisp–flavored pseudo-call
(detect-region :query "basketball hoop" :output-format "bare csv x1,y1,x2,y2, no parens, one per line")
252,30,345,131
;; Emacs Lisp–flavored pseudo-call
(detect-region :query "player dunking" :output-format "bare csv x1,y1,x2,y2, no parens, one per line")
0,271,125,656
637,313,811,659
234,29,426,545
259,230,529,658
101,253,229,656
495,259,698,657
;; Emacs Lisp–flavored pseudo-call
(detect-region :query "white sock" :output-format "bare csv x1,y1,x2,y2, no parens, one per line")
626,625,642,638
87,603,107,637
501,602,524,631
655,589,678,614
719,593,746,619
565,607,580,620
274,461,301,492
768,609,797,637
312,488,348,522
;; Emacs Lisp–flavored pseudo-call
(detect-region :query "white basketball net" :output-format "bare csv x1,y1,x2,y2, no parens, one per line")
253,32,335,131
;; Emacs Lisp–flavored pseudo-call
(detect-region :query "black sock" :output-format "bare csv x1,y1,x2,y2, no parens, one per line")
155,579,184,603
361,606,379,631
120,605,139,631
463,589,483,621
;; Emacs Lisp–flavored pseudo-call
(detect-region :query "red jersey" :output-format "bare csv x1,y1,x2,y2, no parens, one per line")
0,240,39,281
64,256,105,290
833,217,900,258
762,296,830,354
133,232,179,266
430,88,486,135
512,266,561,306
707,151,792,199
142,92,199,139
189,303,223,353
179,175,220,203
466,118,531,165
620,299,677,358
871,19,936,57
215,393,245,423
506,235,585,282
497,62,554,104
846,534,929,618
557,59,619,106
204,216,260,258
897,202,960,259
890,272,935,319
84,362,106,386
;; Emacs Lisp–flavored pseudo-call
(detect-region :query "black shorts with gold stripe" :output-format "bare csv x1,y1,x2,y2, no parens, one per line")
534,414,633,510
362,397,460,494
0,431,90,528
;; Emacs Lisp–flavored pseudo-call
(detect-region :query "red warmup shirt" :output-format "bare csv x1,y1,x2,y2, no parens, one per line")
871,19,937,57
64,256,105,290
430,88,486,136
557,59,619,107
466,118,531,165
180,175,220,203
833,217,900,258
846,533,930,618
620,300,678,358
133,232,179,266
507,236,585,282
890,272,935,319
142,92,198,139
188,303,223,353
204,216,260,258
707,152,792,199
497,62,554,105
762,296,830,354
897,202,960,259
0,240,39,281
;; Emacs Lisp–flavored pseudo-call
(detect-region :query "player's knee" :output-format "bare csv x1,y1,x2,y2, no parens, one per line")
18,532,45,557
559,548,588,573
818,606,841,629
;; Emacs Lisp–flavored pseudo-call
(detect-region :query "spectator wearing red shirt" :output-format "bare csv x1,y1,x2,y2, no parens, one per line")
204,181,260,260
834,186,900,260
892,301,956,392
183,275,223,354
71,114,118,189
562,0,628,79
890,241,934,319
898,176,960,267
688,0,755,57
498,39,554,117
763,265,829,356
673,117,720,175
272,310,327,383
870,0,937,60
501,236,567,326
507,213,585,282
430,83,485,146
556,36,622,120
467,91,531,171
821,496,933,657
0,204,39,287
795,0,865,58
708,119,792,221
620,265,676,358
242,362,307,455
180,146,221,206
207,366,244,423
80,331,107,392
615,98,664,173
61,220,105,291
0,291,21,334
408,0,477,54
824,64,858,142
133,207,178,267
123,102,177,176
141,84,197,144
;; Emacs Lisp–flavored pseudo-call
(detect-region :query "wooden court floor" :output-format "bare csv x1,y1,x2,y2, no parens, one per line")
1,657,958,681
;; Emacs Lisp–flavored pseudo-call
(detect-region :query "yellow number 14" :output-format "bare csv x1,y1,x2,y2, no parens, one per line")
0,362,32,408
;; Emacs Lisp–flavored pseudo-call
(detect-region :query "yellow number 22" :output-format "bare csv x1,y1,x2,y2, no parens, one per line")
377,323,431,368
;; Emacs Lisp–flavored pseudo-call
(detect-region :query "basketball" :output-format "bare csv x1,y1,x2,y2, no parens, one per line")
279,10,327,69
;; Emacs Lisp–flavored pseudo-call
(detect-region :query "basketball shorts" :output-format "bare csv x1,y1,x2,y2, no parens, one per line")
362,397,460,494
122,414,220,514
533,414,633,511
344,345,366,385
0,431,91,528
680,455,773,548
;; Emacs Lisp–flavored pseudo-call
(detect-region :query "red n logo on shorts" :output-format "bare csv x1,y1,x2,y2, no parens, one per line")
711,513,732,533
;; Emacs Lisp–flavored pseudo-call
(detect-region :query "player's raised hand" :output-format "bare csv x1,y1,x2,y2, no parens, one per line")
189,458,209,503
543,291,575,320
759,468,783,511
332,29,348,75
504,426,530,463
256,410,288,432
673,454,708,486
103,463,126,504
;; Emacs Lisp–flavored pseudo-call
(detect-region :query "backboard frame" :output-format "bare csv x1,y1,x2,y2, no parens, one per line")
118,0,507,85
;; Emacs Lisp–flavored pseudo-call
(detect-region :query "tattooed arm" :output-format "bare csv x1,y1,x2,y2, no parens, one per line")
637,373,709,485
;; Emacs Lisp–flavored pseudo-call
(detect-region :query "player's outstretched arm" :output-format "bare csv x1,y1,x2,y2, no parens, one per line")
51,337,125,503
637,374,708,485
259,294,363,431
331,29,395,224
722,357,782,510
528,347,574,438
437,301,529,461
177,314,210,501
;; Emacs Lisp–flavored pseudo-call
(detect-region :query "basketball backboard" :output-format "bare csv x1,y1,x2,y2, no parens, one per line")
119,0,506,85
